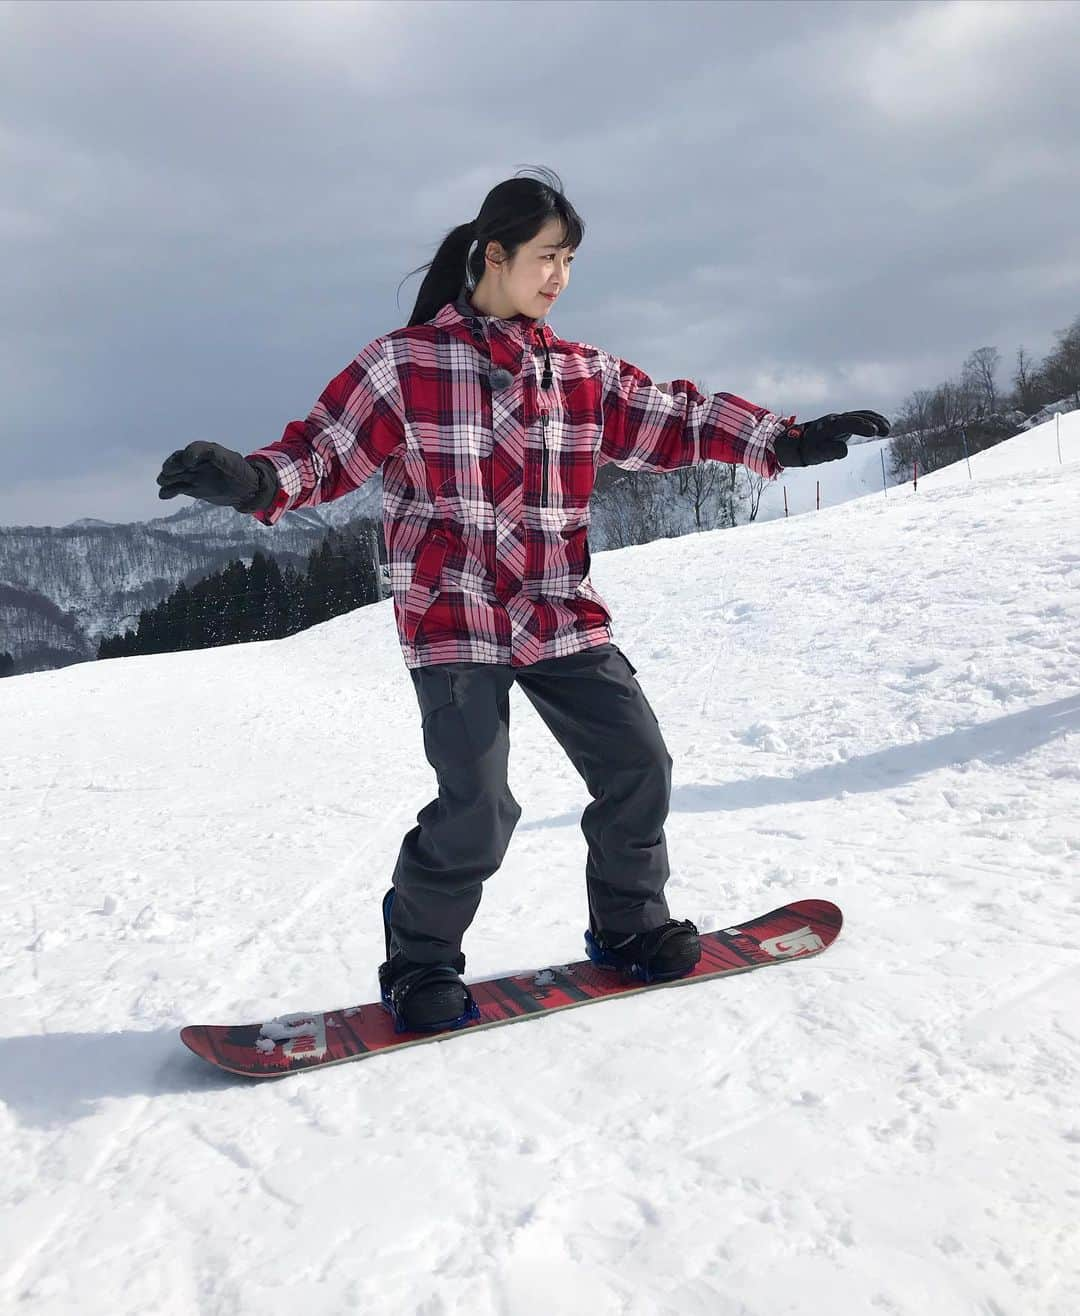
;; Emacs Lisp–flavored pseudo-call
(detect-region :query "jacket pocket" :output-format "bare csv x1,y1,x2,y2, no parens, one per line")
403,531,449,644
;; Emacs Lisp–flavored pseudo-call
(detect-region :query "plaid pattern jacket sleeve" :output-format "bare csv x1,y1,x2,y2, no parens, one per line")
247,336,405,527
598,352,788,480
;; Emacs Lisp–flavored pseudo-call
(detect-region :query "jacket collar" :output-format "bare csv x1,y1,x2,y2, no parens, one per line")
429,286,556,353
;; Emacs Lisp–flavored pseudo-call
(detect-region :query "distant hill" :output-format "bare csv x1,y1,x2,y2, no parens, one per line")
0,478,383,673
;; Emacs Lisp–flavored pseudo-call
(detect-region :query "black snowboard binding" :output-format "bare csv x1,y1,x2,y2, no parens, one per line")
379,888,480,1034
585,918,701,983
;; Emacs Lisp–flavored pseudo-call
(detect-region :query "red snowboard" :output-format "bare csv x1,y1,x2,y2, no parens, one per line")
180,898,842,1079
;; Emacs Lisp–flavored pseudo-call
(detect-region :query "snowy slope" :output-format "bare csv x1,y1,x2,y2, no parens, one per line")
758,433,896,522
759,407,1079,522
2,423,1079,1315
922,408,1077,487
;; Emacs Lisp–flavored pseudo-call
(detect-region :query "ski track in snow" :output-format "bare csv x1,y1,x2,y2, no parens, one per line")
1,417,1079,1314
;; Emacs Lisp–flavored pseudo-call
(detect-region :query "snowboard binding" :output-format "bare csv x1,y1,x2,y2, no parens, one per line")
379,888,481,1034
585,918,701,984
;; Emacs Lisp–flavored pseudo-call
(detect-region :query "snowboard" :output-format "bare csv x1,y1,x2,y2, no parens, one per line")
180,898,842,1079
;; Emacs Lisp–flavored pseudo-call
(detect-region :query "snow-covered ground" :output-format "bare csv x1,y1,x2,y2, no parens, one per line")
2,414,1078,1315
758,433,897,522
759,407,1076,523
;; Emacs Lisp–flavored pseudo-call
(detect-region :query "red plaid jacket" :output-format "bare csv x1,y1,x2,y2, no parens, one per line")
248,289,788,668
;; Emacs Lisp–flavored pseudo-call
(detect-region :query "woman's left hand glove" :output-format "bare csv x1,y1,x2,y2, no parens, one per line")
774,410,891,467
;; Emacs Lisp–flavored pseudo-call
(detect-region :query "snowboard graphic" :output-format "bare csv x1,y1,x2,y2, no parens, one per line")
180,898,842,1079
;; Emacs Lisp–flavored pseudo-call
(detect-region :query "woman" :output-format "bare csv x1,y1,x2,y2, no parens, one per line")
156,166,889,1033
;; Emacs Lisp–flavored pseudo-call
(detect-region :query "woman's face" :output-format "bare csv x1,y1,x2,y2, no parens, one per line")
484,216,576,319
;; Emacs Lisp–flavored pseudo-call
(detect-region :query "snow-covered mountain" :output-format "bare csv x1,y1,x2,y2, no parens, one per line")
0,487,381,670
2,413,1077,1313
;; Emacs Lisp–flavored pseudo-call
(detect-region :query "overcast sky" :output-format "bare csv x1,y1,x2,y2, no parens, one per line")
2,0,1079,528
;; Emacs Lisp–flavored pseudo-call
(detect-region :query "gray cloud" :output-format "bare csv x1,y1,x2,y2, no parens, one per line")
2,0,1078,526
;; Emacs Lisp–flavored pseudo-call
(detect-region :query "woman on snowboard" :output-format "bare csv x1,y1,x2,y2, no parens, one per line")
156,166,889,1034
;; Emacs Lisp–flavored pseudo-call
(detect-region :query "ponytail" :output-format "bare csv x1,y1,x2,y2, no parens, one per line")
401,221,478,328
398,166,584,328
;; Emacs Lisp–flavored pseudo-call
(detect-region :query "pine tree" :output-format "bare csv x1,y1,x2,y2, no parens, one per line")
92,527,385,662
281,564,306,636
221,560,251,644
163,582,192,651
248,552,274,641
351,522,380,608
303,540,332,628
261,554,288,639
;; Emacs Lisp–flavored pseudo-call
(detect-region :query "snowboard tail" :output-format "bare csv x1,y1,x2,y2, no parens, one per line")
180,898,842,1079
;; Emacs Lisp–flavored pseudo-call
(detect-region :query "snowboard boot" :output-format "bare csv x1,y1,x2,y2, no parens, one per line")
585,917,701,983
378,888,480,1034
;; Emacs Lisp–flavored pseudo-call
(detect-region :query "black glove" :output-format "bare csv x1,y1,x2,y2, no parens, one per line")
156,442,279,513
774,410,891,468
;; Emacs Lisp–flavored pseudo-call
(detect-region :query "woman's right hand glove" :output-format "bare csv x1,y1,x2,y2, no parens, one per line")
156,442,279,512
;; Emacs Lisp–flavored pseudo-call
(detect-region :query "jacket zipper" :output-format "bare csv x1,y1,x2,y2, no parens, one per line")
540,409,550,507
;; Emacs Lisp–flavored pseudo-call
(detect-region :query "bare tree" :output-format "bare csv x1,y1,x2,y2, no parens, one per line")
1013,345,1043,415
1041,313,1080,409
675,462,724,530
673,459,745,530
943,376,981,429
590,467,680,549
887,376,980,479
739,469,769,522
962,346,1001,415
718,462,741,528
891,388,936,438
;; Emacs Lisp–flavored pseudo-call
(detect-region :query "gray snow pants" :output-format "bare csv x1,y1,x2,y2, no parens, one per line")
388,642,675,967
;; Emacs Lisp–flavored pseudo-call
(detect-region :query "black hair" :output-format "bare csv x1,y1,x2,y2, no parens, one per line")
399,165,585,328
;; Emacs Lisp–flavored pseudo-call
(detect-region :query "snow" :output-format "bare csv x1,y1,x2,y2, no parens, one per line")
758,434,897,521
258,1014,326,1042
759,407,1077,522
2,414,1079,1314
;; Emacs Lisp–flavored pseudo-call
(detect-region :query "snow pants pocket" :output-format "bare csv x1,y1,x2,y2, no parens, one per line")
415,665,454,725
611,645,638,675
392,663,522,963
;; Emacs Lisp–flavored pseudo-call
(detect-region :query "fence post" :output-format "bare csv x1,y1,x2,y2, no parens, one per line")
962,426,972,479
880,449,888,499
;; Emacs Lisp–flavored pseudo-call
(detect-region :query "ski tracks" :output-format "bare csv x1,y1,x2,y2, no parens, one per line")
2,1093,153,1307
